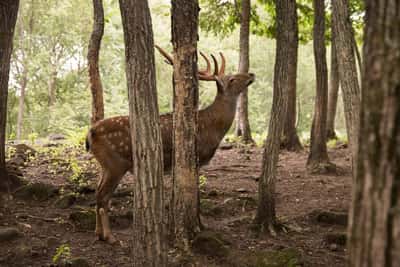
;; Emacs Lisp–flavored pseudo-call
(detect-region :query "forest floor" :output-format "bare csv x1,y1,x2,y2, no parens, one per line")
0,139,351,267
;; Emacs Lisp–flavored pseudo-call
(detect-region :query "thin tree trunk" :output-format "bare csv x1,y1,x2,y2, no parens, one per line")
0,1,19,173
16,72,27,140
326,30,339,140
170,0,201,247
234,0,253,144
280,0,302,151
255,0,291,233
119,0,166,266
47,63,57,106
88,0,105,125
348,0,400,265
307,0,333,173
332,0,361,170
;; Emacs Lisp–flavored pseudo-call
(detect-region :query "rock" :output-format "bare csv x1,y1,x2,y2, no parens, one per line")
54,194,76,209
219,142,233,150
208,189,219,197
13,182,59,201
323,232,347,246
309,210,348,226
69,210,96,230
0,227,22,242
192,231,229,258
13,144,36,159
48,133,66,141
236,248,302,267
60,257,90,267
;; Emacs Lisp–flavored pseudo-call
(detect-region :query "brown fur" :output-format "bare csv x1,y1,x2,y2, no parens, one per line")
87,72,255,243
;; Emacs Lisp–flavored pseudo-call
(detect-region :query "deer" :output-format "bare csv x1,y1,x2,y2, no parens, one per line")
85,46,255,244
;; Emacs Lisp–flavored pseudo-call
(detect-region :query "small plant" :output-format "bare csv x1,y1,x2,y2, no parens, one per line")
52,244,71,264
6,146,16,160
199,175,208,188
28,132,39,145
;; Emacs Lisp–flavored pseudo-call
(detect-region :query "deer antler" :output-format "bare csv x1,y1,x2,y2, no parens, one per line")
154,45,225,82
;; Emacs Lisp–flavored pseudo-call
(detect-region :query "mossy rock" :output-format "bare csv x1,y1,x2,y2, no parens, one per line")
241,248,302,267
200,199,223,217
309,209,348,226
69,209,96,230
0,227,22,242
192,231,229,258
323,232,347,246
54,193,77,209
13,182,59,201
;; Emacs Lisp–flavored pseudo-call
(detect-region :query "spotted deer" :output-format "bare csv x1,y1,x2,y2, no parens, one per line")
86,46,255,243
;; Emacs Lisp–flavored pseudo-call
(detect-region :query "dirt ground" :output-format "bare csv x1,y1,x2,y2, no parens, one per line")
0,142,351,267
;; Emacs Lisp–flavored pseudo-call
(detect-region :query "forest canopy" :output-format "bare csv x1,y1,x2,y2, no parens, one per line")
7,0,348,143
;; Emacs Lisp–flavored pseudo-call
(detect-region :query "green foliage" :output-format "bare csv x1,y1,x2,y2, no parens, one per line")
52,244,71,264
199,175,208,188
6,0,351,144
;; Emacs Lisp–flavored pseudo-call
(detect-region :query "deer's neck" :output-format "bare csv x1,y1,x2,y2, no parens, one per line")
201,93,238,136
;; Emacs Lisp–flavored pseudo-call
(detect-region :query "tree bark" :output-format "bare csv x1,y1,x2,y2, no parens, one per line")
170,0,201,247
332,0,361,169
0,1,19,171
119,1,166,266
280,0,302,151
326,29,340,140
348,1,400,265
307,0,333,173
234,0,253,144
88,0,105,125
255,0,290,233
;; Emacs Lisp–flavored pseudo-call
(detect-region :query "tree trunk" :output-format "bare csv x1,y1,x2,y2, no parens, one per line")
332,0,361,170
88,0,105,125
234,0,253,144
348,1,400,265
280,0,302,151
47,63,57,106
170,0,201,247
119,1,166,266
307,0,333,173
326,29,339,140
255,0,290,234
0,1,19,172
16,71,27,140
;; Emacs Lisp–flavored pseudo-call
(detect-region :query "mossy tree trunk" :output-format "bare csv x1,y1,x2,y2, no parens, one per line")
234,0,253,144
255,0,290,234
348,0,400,265
88,0,105,125
119,0,166,266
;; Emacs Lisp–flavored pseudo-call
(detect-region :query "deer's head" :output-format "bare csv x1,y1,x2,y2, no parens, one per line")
155,45,255,98
198,52,255,98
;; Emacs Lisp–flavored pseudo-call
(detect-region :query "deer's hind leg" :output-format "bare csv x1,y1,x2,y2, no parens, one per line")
95,162,129,244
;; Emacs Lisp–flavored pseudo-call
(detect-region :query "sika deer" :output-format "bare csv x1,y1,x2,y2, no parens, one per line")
86,47,255,243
